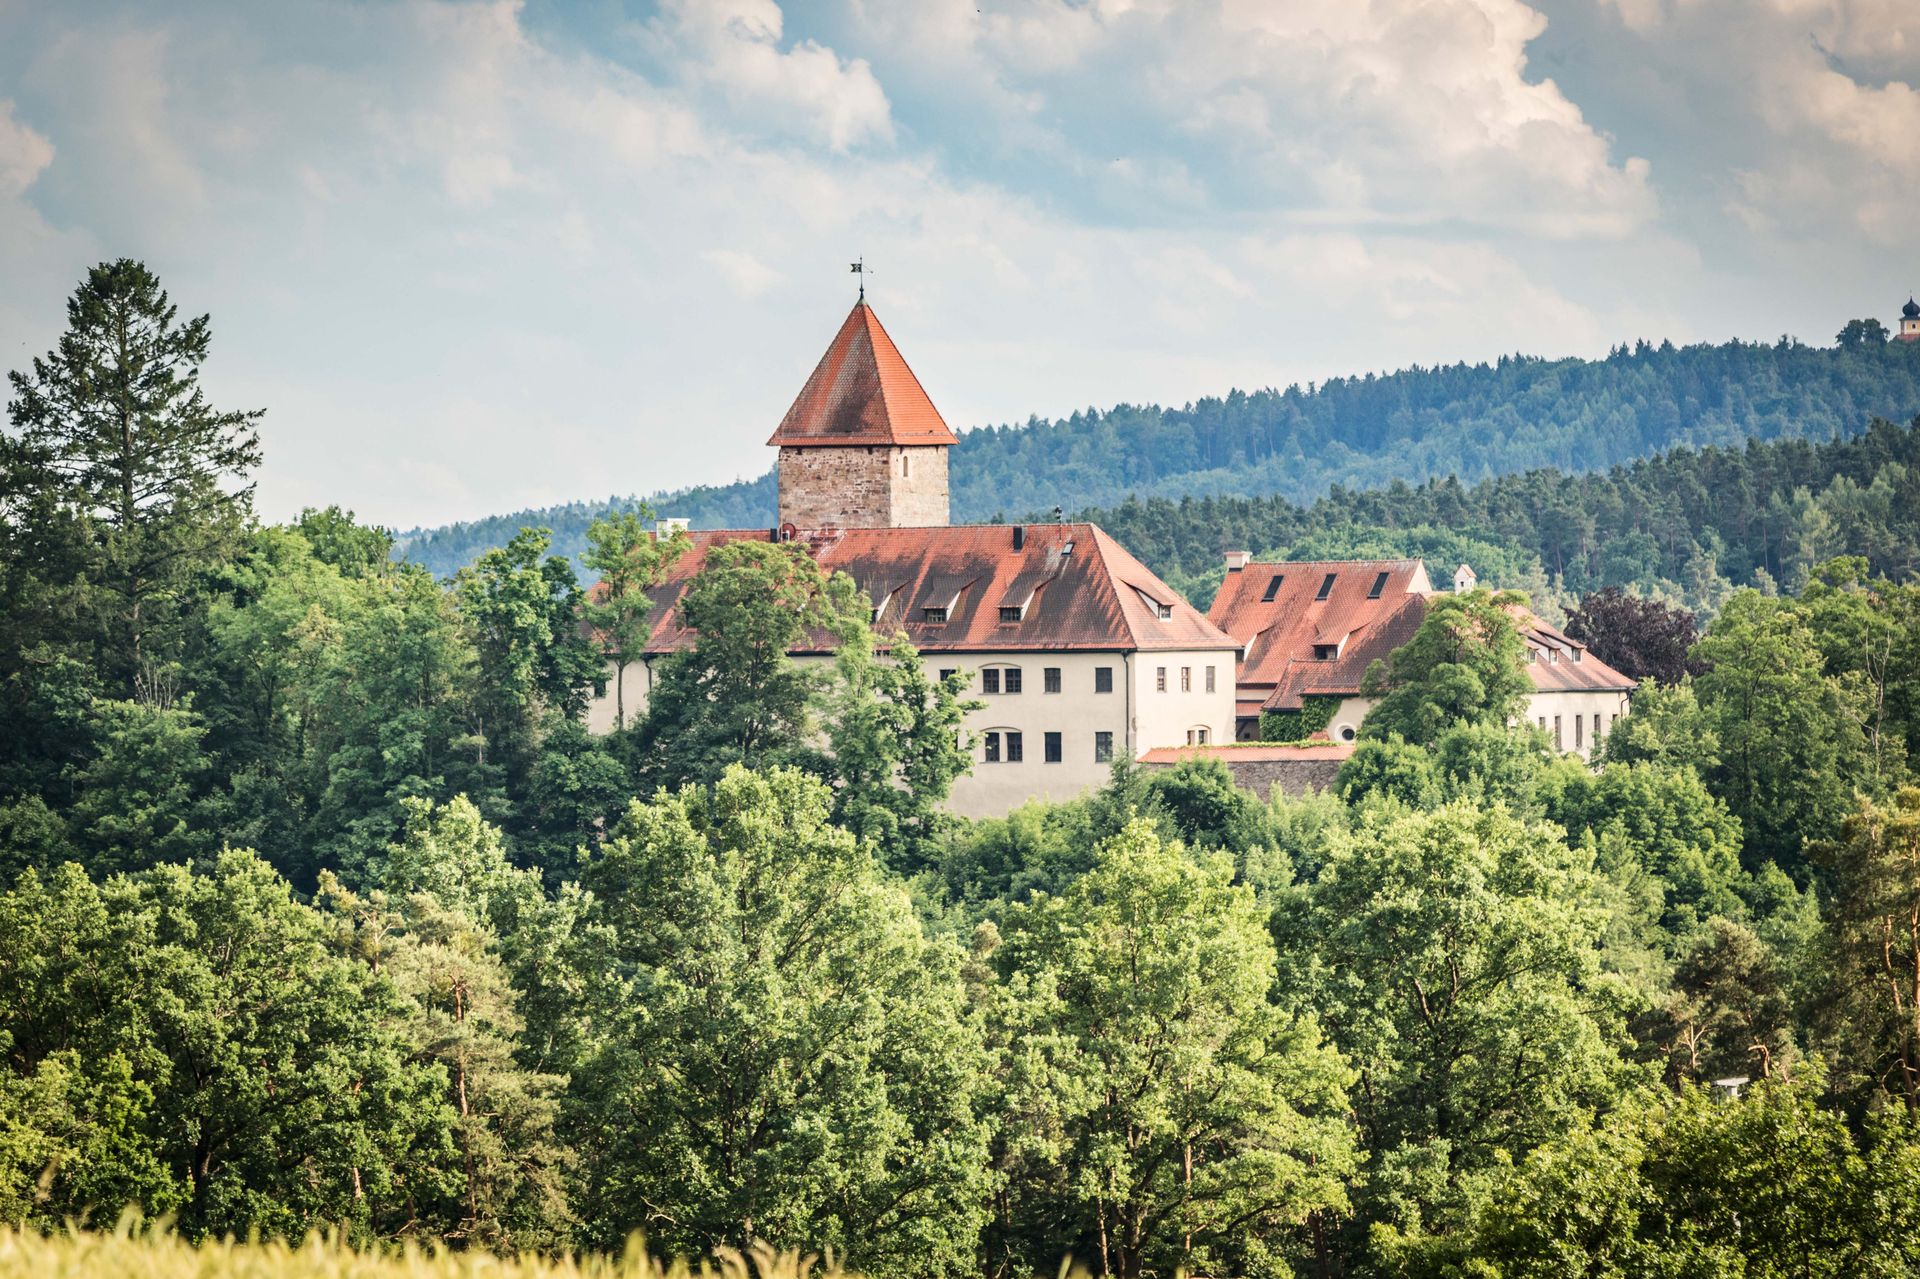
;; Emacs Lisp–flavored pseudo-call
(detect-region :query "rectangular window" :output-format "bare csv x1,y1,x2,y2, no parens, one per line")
1594,713,1602,743
1186,727,1210,745
984,731,1000,763
981,668,1000,695
1538,716,1547,730
1553,715,1563,750
1095,666,1114,694
922,606,947,624
1180,666,1191,692
1316,573,1337,601
1156,666,1167,692
1575,715,1584,749
1044,667,1062,694
1003,667,1023,694
1205,665,1216,693
1312,643,1338,661
1094,731,1113,763
938,668,957,683
998,605,1022,623
1158,602,1174,620
1368,571,1389,599
1044,732,1062,763
901,453,911,478
1005,731,1024,763
1262,575,1284,602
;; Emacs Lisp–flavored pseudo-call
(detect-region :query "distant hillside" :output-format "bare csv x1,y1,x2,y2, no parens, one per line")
1114,414,1920,619
393,335,1920,579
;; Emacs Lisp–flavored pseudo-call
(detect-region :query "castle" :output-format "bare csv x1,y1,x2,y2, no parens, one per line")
586,297,1634,815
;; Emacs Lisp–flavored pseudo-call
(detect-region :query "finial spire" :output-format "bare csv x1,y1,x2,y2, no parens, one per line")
850,257,866,302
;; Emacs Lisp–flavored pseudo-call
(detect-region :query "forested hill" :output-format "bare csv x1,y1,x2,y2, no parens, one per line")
394,334,1920,577
1106,413,1920,617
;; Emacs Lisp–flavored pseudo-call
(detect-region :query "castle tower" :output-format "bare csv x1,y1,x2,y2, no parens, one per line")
1901,297,1920,343
769,299,957,529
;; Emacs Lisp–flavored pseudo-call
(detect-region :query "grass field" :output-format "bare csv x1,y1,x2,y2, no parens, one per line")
0,1228,846,1279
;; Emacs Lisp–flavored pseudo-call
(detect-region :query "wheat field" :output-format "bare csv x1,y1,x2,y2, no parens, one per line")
0,1228,847,1279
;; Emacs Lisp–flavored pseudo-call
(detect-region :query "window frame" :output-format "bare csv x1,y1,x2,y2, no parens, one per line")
1044,731,1062,763
1044,666,1062,694
1094,731,1113,763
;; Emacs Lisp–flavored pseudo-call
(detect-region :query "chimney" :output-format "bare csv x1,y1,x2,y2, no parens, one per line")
1224,550,1252,571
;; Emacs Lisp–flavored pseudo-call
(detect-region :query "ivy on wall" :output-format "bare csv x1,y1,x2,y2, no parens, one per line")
1258,695,1342,743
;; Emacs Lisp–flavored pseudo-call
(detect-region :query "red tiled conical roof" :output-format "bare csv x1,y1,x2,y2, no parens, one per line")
767,300,959,447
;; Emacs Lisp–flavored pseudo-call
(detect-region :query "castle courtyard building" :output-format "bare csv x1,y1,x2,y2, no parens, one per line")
1207,554,1635,758
586,299,1237,817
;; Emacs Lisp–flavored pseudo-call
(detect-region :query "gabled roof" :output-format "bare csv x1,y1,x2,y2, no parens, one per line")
767,300,959,448
1209,559,1432,709
616,522,1233,656
1209,557,1636,710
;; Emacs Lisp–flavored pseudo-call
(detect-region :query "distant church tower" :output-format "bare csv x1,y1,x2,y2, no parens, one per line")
1901,297,1920,343
769,300,956,529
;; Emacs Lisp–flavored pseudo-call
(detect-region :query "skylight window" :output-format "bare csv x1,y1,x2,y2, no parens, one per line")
1316,573,1336,601
1368,571,1389,599
1261,575,1283,602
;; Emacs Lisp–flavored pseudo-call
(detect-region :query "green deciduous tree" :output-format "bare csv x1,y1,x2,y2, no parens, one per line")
1272,802,1639,1234
1361,590,1533,745
565,766,992,1276
987,820,1356,1279
1694,589,1876,870
825,632,977,872
1824,787,1920,1113
633,541,866,789
580,511,686,730
0,854,455,1240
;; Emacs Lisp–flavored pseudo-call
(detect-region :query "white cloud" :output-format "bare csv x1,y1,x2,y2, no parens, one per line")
656,0,893,151
0,0,1884,530
0,100,52,197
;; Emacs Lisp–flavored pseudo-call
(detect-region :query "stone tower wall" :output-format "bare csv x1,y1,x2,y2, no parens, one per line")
777,444,949,528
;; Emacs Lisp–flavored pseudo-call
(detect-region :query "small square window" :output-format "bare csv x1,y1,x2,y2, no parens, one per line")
1316,573,1337,601
1156,666,1168,692
1205,665,1216,693
1158,602,1173,620
922,606,947,624
938,668,957,683
1180,666,1191,692
1044,732,1062,763
1262,575,1283,602
1003,667,1023,694
982,668,1000,695
999,605,1022,623
1044,667,1061,694
984,731,1000,763
1095,667,1114,694
1094,731,1113,763
1005,731,1024,762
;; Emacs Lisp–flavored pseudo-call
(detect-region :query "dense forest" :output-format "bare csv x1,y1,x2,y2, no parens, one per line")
8,263,1920,1279
1101,413,1920,616
394,332,1920,579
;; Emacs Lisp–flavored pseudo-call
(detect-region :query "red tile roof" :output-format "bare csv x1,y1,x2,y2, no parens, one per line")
1209,557,1635,710
1140,742,1355,765
766,301,959,448
620,522,1234,656
1208,559,1432,710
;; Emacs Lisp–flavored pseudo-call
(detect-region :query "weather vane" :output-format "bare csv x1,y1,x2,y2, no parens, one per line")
850,257,867,302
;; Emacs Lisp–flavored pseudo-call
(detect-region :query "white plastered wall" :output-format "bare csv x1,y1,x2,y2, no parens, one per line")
585,647,1239,818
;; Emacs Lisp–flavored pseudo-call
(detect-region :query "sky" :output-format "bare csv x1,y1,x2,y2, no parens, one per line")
0,0,1916,529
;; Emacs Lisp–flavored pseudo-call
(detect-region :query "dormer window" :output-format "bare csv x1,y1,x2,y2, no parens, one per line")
998,605,1023,623
1136,587,1174,620
1368,571,1389,599
1158,602,1173,619
922,606,948,624
1572,648,1583,662
1316,573,1336,601
1312,643,1339,661
1262,575,1284,602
